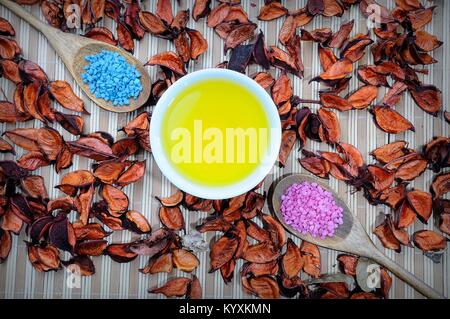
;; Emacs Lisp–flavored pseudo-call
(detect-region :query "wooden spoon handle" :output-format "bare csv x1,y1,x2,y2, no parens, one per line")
372,250,446,299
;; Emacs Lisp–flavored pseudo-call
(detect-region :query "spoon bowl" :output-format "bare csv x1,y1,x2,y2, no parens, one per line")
1,0,151,113
269,173,446,299
73,42,151,113
270,174,355,249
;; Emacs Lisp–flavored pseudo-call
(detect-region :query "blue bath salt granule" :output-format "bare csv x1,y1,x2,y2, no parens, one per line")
81,50,143,106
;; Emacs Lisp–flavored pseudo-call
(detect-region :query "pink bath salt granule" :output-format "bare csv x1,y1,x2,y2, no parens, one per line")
280,182,344,239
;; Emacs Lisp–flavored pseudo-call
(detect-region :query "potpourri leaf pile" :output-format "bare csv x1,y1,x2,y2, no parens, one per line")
1,0,449,299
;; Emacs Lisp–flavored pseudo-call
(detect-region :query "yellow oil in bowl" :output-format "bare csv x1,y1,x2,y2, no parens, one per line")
161,78,271,187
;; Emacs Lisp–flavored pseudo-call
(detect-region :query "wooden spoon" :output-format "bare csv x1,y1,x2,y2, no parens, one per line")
269,173,446,299
0,0,151,113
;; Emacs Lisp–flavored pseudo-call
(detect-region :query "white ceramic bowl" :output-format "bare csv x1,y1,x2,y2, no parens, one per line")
150,68,281,200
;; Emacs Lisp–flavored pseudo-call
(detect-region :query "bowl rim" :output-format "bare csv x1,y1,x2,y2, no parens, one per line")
150,68,282,200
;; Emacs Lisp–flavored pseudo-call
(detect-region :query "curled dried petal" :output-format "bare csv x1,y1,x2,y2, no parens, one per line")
159,206,184,231
371,106,414,134
145,51,186,75
347,85,378,109
258,2,287,21
49,81,88,114
412,230,447,252
172,249,200,272
406,190,432,223
209,235,239,272
149,277,191,297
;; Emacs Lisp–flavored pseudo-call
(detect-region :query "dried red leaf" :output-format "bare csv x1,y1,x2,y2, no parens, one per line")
277,130,296,167
279,15,296,45
140,253,173,274
0,36,20,59
341,33,373,62
101,184,128,216
49,80,88,114
319,58,352,80
156,0,174,24
0,60,21,84
17,151,50,171
68,137,116,161
193,0,211,21
73,222,110,241
57,170,95,196
242,242,280,263
23,81,45,122
209,235,239,272
357,65,389,87
317,107,341,144
258,2,287,21
116,160,145,186
371,141,408,164
269,46,300,75
371,105,414,134
407,6,435,31
145,51,186,75
36,127,63,161
105,243,137,263
27,243,61,272
373,183,407,210
207,3,231,28
18,60,47,84
431,172,450,199
374,216,401,252
174,31,191,63
394,158,427,181
116,21,134,53
337,254,358,276
149,277,191,297
187,29,208,60
48,214,76,252
85,27,118,45
246,276,280,299
272,74,292,106
20,175,48,200
328,20,354,48
319,93,352,111
319,46,337,71
0,229,12,263
172,249,200,273
4,128,38,152
55,143,73,173
412,230,447,252
414,30,442,52
347,85,378,109
62,255,95,276
301,28,332,43
224,23,257,52
0,17,15,36
138,11,168,36
75,185,94,225
253,72,275,90
410,84,442,116
281,238,302,278
159,206,184,231
299,241,321,277
406,190,432,223
367,165,395,191
123,210,151,234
